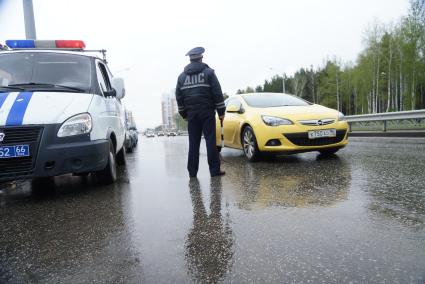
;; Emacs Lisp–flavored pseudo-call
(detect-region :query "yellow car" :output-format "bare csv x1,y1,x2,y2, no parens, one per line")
216,93,349,161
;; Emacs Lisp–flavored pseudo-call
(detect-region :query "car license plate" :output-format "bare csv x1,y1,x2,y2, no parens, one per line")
0,145,30,159
308,129,336,139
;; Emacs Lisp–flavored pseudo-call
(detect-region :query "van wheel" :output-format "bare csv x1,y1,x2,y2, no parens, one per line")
116,146,126,165
96,139,117,184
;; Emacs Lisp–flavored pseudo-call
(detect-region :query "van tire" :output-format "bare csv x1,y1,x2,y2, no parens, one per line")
116,146,126,165
95,139,117,184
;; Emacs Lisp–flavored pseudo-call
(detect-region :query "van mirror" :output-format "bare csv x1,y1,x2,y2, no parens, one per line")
111,77,125,99
104,89,116,97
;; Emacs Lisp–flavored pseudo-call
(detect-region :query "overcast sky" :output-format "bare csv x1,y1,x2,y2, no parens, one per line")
0,0,409,128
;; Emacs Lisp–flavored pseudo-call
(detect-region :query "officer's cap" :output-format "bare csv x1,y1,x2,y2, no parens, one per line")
186,47,205,60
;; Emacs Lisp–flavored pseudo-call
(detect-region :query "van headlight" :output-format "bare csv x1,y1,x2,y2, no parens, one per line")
57,113,92,137
338,112,346,121
262,115,293,126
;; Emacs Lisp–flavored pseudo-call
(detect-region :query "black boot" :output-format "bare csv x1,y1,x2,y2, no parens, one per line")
211,171,225,177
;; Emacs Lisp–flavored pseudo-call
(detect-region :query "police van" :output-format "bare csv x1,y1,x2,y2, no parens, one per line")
0,40,126,184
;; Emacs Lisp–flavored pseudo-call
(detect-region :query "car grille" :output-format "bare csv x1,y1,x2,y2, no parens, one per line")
284,130,346,146
298,119,335,126
0,126,43,177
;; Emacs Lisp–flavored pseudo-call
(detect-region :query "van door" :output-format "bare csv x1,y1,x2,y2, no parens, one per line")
94,61,125,150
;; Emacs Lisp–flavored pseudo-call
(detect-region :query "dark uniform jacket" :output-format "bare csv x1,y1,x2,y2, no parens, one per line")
175,62,225,119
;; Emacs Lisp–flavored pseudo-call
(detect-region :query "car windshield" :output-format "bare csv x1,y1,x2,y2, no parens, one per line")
0,52,92,92
242,93,311,108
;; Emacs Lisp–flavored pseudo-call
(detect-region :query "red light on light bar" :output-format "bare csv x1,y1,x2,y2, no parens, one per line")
55,40,85,49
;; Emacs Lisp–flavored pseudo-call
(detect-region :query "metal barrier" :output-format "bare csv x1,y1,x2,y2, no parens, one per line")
346,110,425,132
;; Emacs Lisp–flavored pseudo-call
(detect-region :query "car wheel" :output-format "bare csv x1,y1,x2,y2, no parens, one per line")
242,126,261,162
217,146,222,153
318,148,340,156
96,139,117,184
116,146,126,165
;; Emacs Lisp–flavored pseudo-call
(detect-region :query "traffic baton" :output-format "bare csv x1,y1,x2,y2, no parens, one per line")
220,119,224,149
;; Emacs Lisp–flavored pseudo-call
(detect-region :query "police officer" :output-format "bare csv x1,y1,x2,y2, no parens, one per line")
175,47,226,178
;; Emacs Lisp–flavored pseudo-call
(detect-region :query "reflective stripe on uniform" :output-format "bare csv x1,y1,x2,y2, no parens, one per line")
215,102,225,108
180,84,211,90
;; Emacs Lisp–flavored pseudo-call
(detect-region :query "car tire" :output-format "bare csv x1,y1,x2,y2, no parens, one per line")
116,146,126,165
126,145,133,153
95,139,117,184
217,146,222,153
242,126,261,162
318,148,340,156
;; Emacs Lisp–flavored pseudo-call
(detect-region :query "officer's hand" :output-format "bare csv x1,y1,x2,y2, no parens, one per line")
219,115,225,121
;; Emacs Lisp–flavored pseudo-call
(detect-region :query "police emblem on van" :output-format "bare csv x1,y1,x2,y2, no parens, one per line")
0,132,5,143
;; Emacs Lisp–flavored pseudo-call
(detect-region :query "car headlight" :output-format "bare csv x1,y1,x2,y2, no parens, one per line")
338,112,346,121
262,115,293,126
57,113,92,137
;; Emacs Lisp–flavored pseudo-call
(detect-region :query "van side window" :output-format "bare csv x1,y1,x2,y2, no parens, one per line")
96,62,112,94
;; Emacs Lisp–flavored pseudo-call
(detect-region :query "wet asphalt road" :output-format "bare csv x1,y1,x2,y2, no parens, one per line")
1,136,425,283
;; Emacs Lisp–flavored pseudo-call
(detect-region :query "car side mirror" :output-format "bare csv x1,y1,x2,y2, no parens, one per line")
111,77,125,99
226,105,240,113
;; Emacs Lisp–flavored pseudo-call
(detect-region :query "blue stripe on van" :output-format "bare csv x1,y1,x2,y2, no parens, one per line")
0,92,9,110
6,92,34,126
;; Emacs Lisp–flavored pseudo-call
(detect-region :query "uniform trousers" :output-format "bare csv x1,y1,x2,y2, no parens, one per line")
187,110,221,177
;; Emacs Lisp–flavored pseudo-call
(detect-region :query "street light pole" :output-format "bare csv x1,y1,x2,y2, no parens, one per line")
23,0,37,39
282,73,286,93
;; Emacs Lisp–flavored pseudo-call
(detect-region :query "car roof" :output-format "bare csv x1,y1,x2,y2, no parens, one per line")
0,49,103,60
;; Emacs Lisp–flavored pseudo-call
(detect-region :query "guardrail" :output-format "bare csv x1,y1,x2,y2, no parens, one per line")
346,109,425,132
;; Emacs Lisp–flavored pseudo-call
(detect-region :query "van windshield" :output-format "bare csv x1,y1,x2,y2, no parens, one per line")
0,52,92,92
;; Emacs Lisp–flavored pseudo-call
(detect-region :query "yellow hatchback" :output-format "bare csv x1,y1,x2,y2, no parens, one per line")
216,93,349,161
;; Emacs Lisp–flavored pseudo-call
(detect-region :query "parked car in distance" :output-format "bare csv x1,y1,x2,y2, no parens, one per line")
146,131,155,138
157,131,165,136
125,126,138,152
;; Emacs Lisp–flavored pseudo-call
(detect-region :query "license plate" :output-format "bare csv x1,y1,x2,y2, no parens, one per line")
308,129,336,139
0,145,30,159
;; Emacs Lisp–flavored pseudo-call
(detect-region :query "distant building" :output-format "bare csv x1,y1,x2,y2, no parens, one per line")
126,110,136,128
161,90,177,129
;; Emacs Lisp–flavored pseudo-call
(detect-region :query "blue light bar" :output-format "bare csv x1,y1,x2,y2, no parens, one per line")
6,40,35,49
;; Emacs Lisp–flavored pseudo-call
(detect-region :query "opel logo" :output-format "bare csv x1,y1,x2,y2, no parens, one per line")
0,132,5,142
317,120,323,126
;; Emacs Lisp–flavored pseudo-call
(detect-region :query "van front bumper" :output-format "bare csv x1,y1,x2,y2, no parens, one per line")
0,125,109,182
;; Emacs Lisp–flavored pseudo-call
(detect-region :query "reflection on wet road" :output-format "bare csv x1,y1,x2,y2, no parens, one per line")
1,136,424,283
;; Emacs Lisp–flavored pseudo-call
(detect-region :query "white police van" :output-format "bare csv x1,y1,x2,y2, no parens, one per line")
0,40,126,184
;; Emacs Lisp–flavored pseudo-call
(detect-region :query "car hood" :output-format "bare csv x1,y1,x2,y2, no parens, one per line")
0,92,94,126
250,104,339,120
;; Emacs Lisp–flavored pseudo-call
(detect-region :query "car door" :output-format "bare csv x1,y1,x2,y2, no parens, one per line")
223,97,244,148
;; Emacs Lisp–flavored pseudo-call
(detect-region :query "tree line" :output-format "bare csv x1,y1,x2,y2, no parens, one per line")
236,0,425,115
